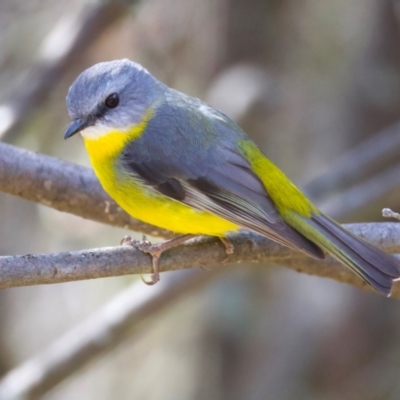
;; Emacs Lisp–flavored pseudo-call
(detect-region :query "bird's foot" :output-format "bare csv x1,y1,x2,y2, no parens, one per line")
201,237,234,271
219,237,234,264
121,234,195,285
121,235,162,285
219,237,234,255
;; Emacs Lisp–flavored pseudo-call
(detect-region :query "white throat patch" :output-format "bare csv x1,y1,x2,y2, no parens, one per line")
80,123,119,140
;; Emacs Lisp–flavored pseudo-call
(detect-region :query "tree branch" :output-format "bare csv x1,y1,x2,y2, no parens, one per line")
1,142,400,295
1,223,400,296
0,142,173,238
305,121,400,200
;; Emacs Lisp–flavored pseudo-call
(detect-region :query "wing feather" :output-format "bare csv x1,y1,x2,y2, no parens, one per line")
121,140,324,259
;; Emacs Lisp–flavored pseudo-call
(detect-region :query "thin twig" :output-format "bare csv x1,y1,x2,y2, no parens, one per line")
0,142,173,238
383,208,400,221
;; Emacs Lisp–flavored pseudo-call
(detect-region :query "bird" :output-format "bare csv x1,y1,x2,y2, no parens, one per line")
64,59,400,295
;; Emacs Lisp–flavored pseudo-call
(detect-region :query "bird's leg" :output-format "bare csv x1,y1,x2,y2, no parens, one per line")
121,234,196,285
201,236,235,271
219,237,234,255
218,236,234,264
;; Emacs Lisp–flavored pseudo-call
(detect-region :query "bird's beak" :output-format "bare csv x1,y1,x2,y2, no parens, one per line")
64,118,89,139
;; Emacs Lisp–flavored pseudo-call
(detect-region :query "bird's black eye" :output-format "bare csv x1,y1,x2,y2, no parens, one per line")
105,93,119,108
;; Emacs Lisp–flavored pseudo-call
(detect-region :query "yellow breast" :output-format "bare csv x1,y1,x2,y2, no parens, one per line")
82,117,238,236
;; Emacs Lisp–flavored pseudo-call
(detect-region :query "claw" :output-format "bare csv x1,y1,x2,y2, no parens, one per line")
120,234,196,284
141,274,158,285
120,235,133,246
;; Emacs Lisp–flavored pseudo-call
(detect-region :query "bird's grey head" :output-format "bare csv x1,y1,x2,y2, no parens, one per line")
64,59,160,140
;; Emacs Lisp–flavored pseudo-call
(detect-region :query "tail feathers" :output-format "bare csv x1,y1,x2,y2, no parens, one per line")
293,213,400,296
248,221,326,261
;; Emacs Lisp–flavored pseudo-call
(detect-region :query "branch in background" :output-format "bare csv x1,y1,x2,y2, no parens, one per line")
0,142,173,238
305,121,400,203
0,0,137,142
1,223,400,296
0,270,221,400
316,161,400,220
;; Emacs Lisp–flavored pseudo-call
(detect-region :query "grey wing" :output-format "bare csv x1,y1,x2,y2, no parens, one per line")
120,133,324,259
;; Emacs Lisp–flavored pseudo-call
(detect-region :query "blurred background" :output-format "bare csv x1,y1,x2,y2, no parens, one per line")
1,0,400,398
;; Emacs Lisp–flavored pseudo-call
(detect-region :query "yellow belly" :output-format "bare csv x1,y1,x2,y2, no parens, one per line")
84,136,239,236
